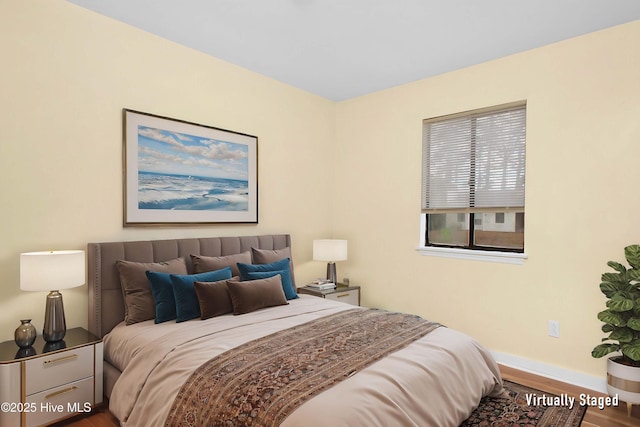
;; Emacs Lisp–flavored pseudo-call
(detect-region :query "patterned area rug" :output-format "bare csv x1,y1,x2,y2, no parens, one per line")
461,380,587,427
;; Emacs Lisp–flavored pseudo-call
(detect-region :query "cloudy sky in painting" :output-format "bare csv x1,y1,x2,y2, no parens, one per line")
137,126,249,181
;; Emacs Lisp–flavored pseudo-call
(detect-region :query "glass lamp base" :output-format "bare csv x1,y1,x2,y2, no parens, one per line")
43,290,66,342
326,262,337,284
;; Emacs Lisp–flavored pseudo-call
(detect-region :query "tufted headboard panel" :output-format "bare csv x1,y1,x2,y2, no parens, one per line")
87,234,292,338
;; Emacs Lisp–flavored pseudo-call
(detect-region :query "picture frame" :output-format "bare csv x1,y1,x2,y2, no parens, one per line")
123,109,258,225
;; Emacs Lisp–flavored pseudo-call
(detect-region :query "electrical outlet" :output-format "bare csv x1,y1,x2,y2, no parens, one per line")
548,320,560,338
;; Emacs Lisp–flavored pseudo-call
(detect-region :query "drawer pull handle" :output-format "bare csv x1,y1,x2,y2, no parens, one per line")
336,293,349,298
43,354,78,366
45,386,77,400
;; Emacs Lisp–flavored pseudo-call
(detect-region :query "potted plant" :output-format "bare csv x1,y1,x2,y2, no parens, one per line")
592,244,640,416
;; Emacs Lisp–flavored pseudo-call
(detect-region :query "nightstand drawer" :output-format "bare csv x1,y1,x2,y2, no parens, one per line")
325,289,359,306
25,376,94,427
25,345,94,395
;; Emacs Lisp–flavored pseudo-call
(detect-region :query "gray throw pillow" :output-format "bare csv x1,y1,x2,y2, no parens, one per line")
115,258,188,325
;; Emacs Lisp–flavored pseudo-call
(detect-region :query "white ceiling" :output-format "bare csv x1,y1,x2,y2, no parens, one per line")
67,0,640,101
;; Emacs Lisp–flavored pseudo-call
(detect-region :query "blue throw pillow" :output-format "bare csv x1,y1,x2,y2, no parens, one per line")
170,267,233,322
237,259,298,300
146,271,177,324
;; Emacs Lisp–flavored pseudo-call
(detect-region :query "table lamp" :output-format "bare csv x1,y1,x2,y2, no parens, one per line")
313,239,347,285
20,250,86,342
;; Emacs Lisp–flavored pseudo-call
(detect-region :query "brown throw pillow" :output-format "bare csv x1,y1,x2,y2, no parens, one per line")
191,252,252,277
115,258,188,325
193,277,237,319
226,275,288,315
251,247,296,287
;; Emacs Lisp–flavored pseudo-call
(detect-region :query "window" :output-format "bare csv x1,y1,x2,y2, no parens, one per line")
421,102,526,253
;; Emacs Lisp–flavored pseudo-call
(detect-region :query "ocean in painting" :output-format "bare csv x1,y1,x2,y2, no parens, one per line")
138,171,249,211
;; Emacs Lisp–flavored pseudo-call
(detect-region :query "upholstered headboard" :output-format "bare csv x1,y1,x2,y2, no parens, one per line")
87,234,292,338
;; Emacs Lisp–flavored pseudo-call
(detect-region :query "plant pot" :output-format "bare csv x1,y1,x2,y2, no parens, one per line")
607,357,640,416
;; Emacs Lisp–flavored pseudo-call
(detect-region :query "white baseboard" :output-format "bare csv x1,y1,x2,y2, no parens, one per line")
491,350,607,394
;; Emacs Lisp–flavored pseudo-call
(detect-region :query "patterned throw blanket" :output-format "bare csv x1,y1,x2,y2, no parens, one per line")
165,308,442,427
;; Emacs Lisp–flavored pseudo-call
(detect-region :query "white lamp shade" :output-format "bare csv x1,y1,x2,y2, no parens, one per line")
20,250,86,291
313,240,348,262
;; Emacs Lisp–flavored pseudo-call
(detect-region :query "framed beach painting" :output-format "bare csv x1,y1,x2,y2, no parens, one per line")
123,109,258,225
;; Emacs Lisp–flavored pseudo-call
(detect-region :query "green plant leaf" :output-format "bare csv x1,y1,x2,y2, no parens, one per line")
602,272,627,285
608,261,627,273
625,245,640,270
598,310,626,326
600,282,621,298
602,324,615,333
609,327,634,343
592,343,619,358
621,342,640,361
628,269,640,282
635,300,640,316
627,318,640,331
607,294,634,312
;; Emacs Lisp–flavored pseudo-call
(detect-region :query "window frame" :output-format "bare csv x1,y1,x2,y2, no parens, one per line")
424,212,524,253
420,101,526,257
418,215,528,265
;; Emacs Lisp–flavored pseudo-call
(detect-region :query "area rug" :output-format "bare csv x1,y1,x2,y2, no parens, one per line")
461,380,587,427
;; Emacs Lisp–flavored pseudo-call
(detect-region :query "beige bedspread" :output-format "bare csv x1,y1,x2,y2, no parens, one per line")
106,296,504,427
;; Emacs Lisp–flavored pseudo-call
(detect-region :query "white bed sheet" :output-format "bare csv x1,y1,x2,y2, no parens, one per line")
105,296,504,427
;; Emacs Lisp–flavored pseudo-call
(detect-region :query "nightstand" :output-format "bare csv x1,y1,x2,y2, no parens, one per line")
298,284,361,306
0,327,103,427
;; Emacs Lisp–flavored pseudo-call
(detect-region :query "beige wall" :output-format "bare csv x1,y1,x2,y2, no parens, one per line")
0,0,335,342
2,0,639,382
334,21,640,378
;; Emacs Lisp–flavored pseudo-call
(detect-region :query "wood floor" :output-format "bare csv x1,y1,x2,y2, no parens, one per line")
53,364,640,427
499,365,640,427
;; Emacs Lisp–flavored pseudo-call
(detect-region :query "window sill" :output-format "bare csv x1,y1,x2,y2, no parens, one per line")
416,246,527,265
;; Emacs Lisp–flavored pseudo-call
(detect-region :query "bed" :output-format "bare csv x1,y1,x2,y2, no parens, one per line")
88,234,504,427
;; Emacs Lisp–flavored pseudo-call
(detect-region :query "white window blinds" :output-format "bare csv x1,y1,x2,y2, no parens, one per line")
422,103,526,212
